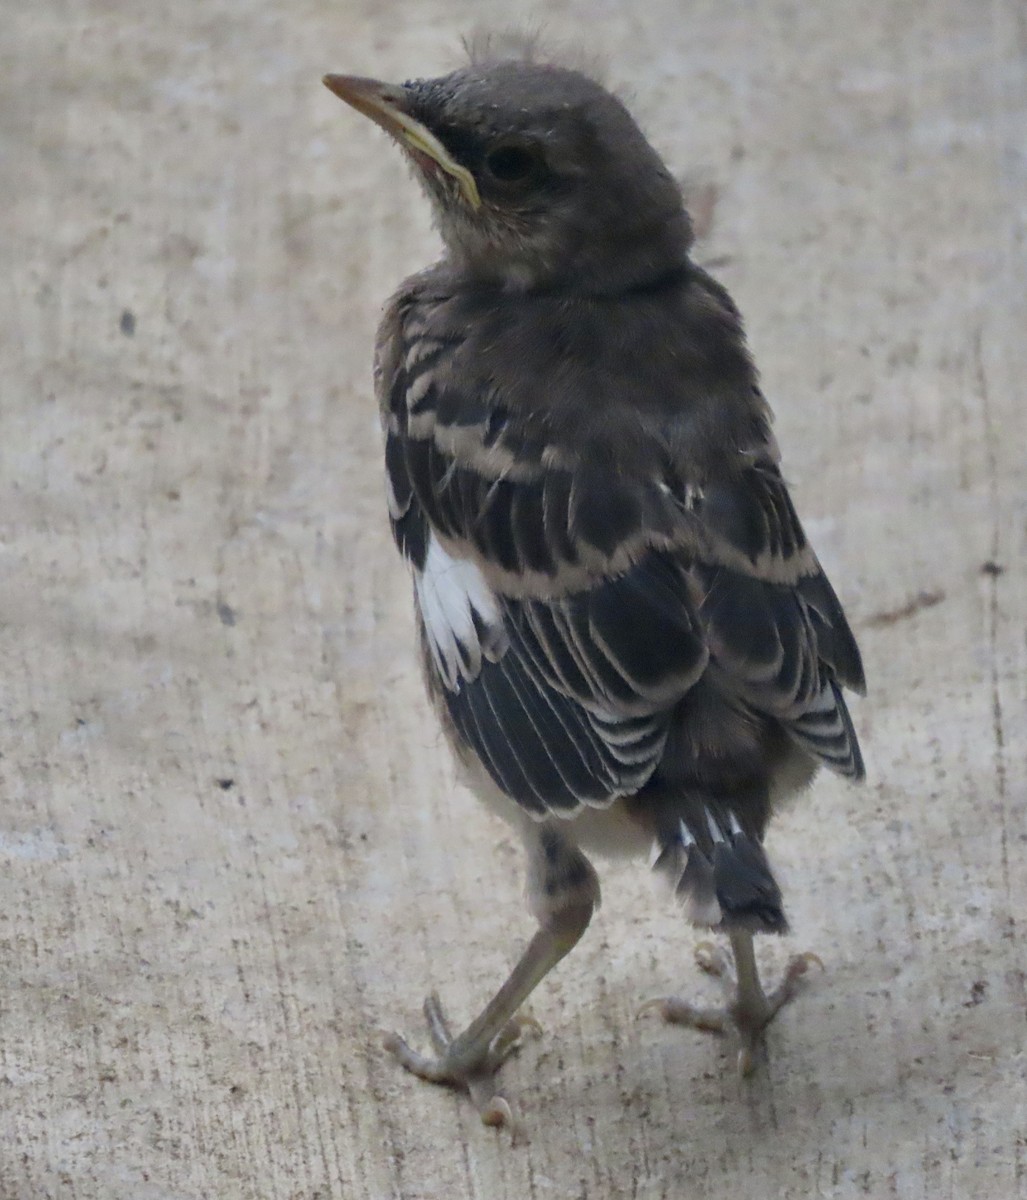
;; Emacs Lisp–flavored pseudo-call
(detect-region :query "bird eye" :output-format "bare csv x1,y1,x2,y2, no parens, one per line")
483,141,545,187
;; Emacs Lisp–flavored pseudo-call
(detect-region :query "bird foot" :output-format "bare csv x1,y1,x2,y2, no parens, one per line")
383,992,542,1142
639,941,822,1075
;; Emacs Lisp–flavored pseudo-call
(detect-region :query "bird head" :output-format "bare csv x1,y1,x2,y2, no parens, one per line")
323,57,692,294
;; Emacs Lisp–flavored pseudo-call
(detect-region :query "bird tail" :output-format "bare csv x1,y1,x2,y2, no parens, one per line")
651,807,788,934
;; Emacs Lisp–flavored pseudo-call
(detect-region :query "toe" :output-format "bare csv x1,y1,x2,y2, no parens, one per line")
423,991,454,1053
648,996,729,1032
488,1013,542,1066
694,940,732,978
383,999,536,1141
383,1030,455,1083
764,950,825,1014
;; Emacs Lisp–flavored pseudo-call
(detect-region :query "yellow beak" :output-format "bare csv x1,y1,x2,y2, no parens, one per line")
323,74,481,210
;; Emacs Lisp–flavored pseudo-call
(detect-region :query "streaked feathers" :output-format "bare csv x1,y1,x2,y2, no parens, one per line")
379,252,865,916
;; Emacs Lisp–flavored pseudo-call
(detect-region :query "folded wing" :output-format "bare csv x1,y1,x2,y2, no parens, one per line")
377,285,865,817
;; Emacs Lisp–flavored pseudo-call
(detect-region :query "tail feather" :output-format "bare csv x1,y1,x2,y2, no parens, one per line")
653,809,788,934
675,821,721,926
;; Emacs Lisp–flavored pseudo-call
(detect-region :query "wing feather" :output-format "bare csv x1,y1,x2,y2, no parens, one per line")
377,279,865,814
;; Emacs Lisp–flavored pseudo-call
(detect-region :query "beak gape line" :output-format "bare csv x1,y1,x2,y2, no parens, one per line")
323,73,481,210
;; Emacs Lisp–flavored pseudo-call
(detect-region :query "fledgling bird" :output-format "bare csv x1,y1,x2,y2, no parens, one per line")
323,44,865,1134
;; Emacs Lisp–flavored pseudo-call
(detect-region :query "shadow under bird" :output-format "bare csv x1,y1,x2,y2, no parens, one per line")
323,45,866,1137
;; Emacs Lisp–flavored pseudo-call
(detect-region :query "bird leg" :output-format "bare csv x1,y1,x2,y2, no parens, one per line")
641,930,820,1075
384,828,598,1138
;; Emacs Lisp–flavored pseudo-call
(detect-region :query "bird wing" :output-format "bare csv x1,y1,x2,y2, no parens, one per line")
688,453,866,780
376,281,864,816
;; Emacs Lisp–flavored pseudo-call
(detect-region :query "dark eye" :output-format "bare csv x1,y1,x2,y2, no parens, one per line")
483,141,545,187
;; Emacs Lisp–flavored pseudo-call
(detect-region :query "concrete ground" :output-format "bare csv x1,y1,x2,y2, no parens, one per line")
2,1,1025,1197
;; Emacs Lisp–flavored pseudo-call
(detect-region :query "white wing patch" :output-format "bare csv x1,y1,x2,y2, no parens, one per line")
415,535,506,690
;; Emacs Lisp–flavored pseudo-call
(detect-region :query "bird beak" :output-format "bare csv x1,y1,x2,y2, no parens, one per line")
323,74,481,211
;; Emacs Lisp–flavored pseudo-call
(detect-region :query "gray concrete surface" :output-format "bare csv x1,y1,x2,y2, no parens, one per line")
2,1,1025,1197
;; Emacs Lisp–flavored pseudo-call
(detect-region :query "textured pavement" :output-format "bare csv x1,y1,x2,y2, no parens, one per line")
2,1,1025,1196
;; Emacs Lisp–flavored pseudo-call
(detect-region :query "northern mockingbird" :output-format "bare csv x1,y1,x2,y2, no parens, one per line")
324,45,865,1136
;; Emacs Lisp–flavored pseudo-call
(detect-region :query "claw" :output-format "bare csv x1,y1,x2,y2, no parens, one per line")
788,951,824,976
384,995,536,1140
480,1095,529,1146
635,995,671,1021
636,994,728,1031
489,1012,542,1063
480,1095,513,1127
642,942,823,1075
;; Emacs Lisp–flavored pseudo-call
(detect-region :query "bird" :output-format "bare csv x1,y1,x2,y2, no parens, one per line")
323,41,866,1136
